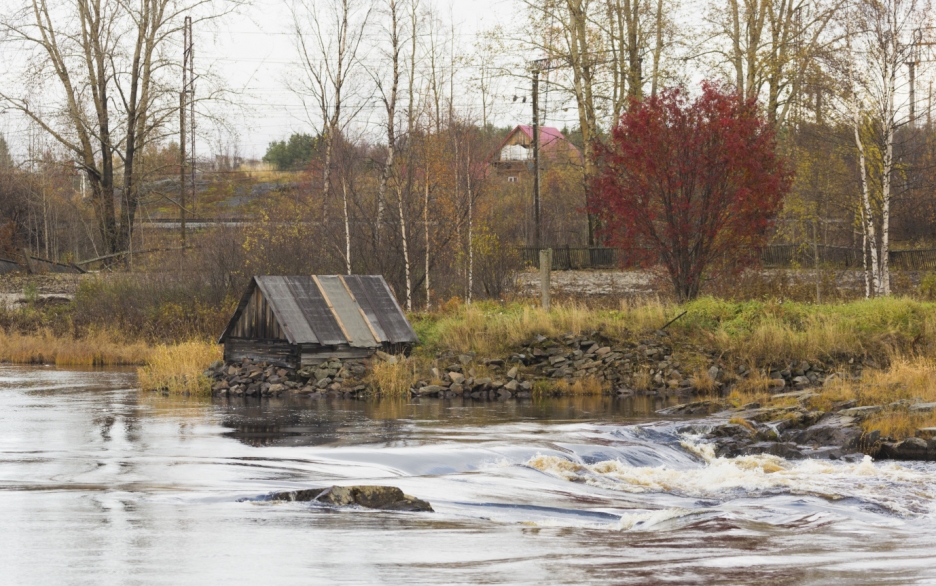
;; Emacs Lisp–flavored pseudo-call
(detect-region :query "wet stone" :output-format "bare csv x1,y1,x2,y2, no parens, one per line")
265,485,433,512
915,427,936,440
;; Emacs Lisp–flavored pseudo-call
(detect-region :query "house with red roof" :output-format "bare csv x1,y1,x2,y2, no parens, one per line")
490,125,582,183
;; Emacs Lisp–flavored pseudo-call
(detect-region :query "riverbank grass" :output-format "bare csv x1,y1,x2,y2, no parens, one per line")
0,329,151,365
411,296,936,368
137,341,221,395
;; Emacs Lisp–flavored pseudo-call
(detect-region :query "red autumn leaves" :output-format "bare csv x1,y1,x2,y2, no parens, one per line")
592,82,792,301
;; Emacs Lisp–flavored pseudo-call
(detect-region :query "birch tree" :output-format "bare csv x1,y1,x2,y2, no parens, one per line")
708,0,843,125
290,0,372,243
0,0,221,257
843,0,929,296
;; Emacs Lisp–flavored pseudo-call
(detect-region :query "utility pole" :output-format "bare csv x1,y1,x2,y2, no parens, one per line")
179,91,186,245
529,58,555,248
532,67,541,248
188,16,195,217
910,56,916,127
179,16,194,245
928,80,932,129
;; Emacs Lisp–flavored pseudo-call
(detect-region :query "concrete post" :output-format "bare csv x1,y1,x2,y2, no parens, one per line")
539,248,552,311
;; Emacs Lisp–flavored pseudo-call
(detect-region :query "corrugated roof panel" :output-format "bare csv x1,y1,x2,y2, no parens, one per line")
256,277,319,344
283,276,346,346
358,276,419,344
316,276,378,348
341,275,389,343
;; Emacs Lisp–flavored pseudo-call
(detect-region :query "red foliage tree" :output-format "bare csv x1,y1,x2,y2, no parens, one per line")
592,82,792,301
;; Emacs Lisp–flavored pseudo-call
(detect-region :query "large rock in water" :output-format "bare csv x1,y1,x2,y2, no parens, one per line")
266,485,433,512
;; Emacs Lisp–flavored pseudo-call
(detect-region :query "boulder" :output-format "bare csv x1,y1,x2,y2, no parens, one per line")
879,437,936,460
707,366,720,381
909,402,936,414
915,427,936,440
839,405,883,419
415,384,442,396
738,441,804,459
265,485,433,512
781,416,862,449
657,400,728,416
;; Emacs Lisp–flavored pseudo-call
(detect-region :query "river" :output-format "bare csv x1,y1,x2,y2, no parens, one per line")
1,366,935,585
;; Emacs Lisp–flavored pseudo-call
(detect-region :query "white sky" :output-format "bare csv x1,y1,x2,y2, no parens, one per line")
206,0,524,159
0,0,526,161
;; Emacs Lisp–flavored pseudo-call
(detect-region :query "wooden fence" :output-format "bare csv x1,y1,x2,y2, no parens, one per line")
518,245,936,272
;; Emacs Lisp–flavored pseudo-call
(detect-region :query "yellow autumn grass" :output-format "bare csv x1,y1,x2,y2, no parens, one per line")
729,355,936,440
816,356,936,439
0,329,221,395
365,357,423,398
414,300,669,357
137,340,222,395
0,329,151,365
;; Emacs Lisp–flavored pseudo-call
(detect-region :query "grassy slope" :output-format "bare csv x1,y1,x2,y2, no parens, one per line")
411,297,935,367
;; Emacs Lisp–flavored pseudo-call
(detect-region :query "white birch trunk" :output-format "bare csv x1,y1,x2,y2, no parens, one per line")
424,163,431,310
879,16,897,297
850,74,881,296
342,176,351,275
861,208,871,298
397,184,412,311
466,146,473,306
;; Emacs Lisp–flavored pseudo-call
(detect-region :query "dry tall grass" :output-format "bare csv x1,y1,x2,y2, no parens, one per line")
365,358,423,398
137,340,221,395
733,355,936,440
414,300,670,356
0,329,151,365
412,297,936,369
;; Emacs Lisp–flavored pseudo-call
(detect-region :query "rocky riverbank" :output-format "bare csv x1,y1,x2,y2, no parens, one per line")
204,329,840,400
664,394,936,461
201,340,936,461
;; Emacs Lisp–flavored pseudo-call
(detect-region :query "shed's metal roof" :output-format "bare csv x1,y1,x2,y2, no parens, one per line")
218,275,418,347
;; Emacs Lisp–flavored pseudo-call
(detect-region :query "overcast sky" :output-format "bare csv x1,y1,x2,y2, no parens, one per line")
205,0,524,159
0,0,532,161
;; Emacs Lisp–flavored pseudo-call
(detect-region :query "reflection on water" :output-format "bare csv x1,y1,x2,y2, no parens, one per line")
214,393,688,447
1,365,935,585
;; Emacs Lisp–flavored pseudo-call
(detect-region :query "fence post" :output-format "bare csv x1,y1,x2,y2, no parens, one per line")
539,248,552,311
21,249,34,274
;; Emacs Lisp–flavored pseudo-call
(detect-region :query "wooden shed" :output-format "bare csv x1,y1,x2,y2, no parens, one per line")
218,275,418,367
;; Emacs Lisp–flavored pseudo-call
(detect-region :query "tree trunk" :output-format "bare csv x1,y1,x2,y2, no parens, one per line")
397,184,412,311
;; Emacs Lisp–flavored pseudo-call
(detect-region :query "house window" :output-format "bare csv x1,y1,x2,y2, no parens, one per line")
507,176,517,182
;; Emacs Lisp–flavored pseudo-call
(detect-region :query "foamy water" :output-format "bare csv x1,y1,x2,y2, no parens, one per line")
1,366,935,584
527,445,936,517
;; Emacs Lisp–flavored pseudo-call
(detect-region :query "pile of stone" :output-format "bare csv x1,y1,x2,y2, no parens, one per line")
407,330,697,398
409,352,534,399
204,357,369,397
735,360,831,391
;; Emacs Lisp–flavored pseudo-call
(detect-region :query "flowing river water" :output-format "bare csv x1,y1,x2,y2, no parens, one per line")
2,366,936,585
